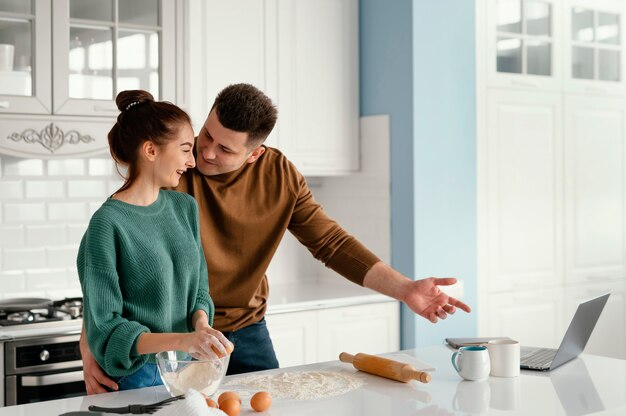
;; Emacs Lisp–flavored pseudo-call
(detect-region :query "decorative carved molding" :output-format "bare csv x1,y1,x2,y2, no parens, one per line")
7,123,95,153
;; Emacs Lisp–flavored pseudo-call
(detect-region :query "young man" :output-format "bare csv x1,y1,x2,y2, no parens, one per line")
80,83,471,394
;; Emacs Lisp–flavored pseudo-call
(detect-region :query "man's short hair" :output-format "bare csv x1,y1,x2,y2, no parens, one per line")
211,83,278,147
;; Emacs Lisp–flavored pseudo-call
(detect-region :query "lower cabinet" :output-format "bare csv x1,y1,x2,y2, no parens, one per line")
265,301,400,368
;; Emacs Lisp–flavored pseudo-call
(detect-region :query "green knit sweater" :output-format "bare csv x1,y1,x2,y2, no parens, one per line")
77,190,213,376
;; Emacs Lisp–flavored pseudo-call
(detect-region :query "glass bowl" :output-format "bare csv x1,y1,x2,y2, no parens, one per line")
156,351,230,397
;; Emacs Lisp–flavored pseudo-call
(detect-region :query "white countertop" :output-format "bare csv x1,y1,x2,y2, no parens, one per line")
266,279,394,314
2,345,625,415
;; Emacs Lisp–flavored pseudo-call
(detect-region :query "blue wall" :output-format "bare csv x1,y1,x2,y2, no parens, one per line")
360,0,477,348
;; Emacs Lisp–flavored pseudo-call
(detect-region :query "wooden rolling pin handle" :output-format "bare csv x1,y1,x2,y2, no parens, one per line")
339,352,431,384
403,368,432,383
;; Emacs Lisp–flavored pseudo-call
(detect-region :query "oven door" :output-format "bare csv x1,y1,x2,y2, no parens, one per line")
6,368,85,405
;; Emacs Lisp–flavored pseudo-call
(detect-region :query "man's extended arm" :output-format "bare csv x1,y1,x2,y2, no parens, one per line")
363,261,471,323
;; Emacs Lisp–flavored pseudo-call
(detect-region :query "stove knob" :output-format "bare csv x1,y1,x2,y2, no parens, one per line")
40,349,50,362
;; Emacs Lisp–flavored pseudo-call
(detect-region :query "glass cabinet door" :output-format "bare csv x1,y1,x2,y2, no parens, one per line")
53,0,175,116
0,0,51,114
496,0,554,77
571,7,622,82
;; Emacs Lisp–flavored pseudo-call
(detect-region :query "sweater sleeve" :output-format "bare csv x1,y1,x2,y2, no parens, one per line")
286,165,381,285
77,217,150,376
188,198,214,330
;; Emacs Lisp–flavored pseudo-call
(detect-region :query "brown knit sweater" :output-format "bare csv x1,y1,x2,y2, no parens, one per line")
176,146,380,332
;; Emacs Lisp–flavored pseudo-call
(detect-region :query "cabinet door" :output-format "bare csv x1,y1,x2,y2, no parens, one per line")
265,310,317,367
275,0,359,175
0,0,51,114
51,0,178,116
486,289,564,347
565,282,626,359
187,0,277,144
485,90,564,292
485,0,562,91
316,302,400,363
563,0,626,95
564,95,626,284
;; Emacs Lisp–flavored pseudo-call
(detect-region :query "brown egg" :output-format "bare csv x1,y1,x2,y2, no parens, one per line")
205,397,218,408
218,391,241,405
219,398,241,416
250,391,272,412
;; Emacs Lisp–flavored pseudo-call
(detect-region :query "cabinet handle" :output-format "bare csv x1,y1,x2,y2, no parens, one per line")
93,105,118,113
0,101,9,109
510,80,540,88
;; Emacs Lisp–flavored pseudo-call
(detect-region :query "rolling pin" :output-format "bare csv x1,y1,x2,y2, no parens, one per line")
339,352,432,383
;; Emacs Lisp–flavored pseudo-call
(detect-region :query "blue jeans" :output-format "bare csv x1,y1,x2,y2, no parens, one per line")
110,363,164,391
223,318,279,375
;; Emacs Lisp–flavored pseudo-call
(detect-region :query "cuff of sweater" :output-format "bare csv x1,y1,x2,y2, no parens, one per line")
104,323,151,376
190,294,214,331
326,240,381,286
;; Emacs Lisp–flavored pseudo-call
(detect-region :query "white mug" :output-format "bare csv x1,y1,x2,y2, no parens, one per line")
451,346,491,381
487,339,520,377
0,44,14,71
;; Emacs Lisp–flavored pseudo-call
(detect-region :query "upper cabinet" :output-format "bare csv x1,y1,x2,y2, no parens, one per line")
187,0,359,176
486,0,563,90
563,0,626,95
0,0,184,158
486,0,626,94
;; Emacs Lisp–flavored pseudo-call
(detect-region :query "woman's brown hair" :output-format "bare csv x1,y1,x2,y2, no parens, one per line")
108,90,191,193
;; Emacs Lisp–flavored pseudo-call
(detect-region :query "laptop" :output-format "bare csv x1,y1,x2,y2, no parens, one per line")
520,292,610,371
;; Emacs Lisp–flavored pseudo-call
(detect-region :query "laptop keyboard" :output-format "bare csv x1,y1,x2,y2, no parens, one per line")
521,348,556,369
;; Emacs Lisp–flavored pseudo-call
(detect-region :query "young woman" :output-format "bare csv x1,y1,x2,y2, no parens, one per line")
77,90,232,391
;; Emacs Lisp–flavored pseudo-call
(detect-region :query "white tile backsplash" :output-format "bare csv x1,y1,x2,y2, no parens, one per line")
47,245,80,268
68,180,108,198
0,180,24,199
4,202,46,222
26,225,67,246
0,225,24,248
3,247,46,271
26,180,66,199
0,115,391,299
48,202,88,221
26,268,68,290
0,271,26,296
88,158,116,176
3,158,44,176
47,159,86,176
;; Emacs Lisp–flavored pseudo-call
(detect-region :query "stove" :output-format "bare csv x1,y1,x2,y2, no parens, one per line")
0,298,83,327
0,297,85,407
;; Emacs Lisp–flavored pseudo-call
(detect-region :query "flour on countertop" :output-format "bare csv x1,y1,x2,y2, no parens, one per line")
224,370,365,400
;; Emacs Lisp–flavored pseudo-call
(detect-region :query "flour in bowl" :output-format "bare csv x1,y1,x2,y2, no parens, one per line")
161,362,222,396
224,370,364,400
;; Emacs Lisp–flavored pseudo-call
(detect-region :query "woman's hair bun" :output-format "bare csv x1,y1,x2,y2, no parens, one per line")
116,90,154,112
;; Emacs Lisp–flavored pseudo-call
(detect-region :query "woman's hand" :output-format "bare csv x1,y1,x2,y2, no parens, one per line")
183,326,233,360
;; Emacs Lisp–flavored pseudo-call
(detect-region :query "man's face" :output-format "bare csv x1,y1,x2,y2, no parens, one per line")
196,109,265,176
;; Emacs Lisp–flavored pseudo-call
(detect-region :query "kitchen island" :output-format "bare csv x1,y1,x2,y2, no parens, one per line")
1,345,625,415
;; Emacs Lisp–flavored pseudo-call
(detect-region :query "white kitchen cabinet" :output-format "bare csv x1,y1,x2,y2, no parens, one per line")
0,0,183,158
485,0,563,91
563,0,626,95
563,95,626,285
265,301,400,368
484,89,564,293
478,0,626,354
186,0,359,175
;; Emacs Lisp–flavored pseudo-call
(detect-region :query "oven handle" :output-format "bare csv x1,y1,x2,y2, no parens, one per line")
21,370,84,386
